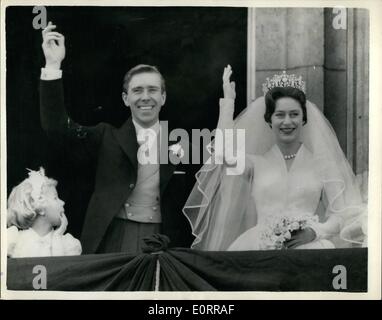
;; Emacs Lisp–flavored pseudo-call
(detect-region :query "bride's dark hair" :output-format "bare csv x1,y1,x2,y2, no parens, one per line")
264,87,307,124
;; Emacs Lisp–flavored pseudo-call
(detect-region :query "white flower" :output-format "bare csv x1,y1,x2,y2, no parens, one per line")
284,231,292,240
26,167,48,203
289,221,300,231
169,143,185,158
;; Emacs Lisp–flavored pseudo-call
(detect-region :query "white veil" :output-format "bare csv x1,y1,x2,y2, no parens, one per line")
183,96,365,250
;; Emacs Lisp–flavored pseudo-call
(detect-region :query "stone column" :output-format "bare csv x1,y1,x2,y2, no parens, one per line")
351,9,369,197
254,8,324,107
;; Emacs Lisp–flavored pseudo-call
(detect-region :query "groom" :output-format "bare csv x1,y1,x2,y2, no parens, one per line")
39,23,196,254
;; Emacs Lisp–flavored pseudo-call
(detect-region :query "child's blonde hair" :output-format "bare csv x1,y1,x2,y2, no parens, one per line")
7,168,57,229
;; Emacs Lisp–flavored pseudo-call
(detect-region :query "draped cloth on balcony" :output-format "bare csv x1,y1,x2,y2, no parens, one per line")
7,247,367,291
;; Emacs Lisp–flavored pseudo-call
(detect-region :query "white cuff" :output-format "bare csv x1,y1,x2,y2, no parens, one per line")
41,68,62,80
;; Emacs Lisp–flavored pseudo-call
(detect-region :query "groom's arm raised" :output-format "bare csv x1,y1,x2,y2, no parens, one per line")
39,22,105,159
40,22,68,133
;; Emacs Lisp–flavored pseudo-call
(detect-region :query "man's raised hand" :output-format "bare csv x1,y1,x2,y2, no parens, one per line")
42,21,65,70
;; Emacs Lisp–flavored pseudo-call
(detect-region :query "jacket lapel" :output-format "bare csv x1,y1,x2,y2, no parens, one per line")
114,118,138,170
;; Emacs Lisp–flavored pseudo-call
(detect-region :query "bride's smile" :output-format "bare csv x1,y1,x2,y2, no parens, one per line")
271,97,304,145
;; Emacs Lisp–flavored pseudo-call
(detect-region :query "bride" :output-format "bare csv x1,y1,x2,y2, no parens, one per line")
183,65,366,251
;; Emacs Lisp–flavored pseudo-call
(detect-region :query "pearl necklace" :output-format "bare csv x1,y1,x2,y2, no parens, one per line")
284,153,297,160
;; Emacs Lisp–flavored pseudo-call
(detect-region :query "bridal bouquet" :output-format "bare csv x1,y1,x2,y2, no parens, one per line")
258,215,318,250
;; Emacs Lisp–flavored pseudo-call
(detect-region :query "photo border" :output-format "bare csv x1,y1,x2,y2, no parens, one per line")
1,0,381,300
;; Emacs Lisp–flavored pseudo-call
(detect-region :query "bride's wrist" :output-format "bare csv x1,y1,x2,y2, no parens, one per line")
220,97,235,103
219,98,234,118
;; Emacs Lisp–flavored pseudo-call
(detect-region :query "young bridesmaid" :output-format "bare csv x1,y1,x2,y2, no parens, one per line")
7,168,82,258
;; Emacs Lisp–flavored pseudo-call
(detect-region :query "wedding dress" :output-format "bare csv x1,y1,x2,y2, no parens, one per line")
227,144,335,250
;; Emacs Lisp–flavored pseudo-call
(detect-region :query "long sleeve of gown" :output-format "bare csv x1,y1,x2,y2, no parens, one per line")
212,98,235,163
214,98,247,176
184,98,256,250
217,98,235,130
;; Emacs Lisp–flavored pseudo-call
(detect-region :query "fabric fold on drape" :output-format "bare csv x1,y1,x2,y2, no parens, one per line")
7,252,156,291
158,252,216,291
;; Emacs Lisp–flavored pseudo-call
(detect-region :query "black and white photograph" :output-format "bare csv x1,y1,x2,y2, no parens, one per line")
1,0,380,300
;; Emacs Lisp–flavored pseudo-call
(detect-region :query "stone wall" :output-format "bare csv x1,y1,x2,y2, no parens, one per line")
254,8,324,109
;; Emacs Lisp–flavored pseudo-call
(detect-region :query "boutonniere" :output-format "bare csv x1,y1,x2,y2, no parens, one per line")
169,143,185,158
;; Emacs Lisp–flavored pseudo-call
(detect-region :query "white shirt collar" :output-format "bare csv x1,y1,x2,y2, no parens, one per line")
132,119,160,136
133,120,161,147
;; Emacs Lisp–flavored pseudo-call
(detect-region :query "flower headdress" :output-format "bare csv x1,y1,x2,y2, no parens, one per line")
262,71,306,95
7,167,56,228
25,167,50,205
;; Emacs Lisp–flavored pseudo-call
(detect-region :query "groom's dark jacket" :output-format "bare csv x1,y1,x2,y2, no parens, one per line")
40,79,197,254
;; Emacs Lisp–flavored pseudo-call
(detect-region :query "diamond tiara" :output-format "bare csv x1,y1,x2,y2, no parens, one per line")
262,71,306,95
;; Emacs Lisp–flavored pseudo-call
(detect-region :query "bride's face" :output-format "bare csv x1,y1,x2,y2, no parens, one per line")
271,97,303,145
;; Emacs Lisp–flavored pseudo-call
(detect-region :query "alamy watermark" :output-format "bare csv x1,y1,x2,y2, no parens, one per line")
137,121,246,175
32,6,47,30
32,265,47,289
332,8,347,30
332,265,347,290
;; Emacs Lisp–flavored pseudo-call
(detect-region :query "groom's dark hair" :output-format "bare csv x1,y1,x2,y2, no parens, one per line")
122,64,166,94
264,87,307,125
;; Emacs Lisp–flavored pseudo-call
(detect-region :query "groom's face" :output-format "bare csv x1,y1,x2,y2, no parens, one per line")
122,72,166,128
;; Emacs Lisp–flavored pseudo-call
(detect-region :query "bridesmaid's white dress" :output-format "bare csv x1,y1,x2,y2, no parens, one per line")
7,226,82,258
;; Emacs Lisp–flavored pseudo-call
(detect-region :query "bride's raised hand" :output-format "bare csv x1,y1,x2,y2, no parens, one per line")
222,65,236,100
